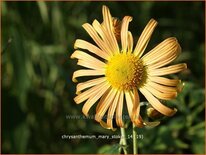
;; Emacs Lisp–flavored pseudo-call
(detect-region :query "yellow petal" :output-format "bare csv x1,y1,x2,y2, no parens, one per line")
82,82,110,116
143,38,181,69
102,5,119,53
133,116,144,128
134,19,157,58
121,16,133,52
96,88,111,113
95,88,117,122
140,87,177,116
148,76,181,87
125,91,133,118
76,77,106,94
148,63,187,76
142,37,180,66
71,50,106,70
100,120,116,131
125,90,143,127
127,31,133,53
147,80,178,93
72,69,105,82
115,91,124,127
71,50,106,66
74,81,108,104
132,89,140,121
144,85,177,100
74,39,109,60
77,60,105,70
102,5,113,30
132,89,144,127
82,23,113,57
92,20,115,55
107,91,120,129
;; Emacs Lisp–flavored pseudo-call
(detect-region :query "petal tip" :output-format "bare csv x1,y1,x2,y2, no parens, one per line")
70,53,75,59
74,41,78,49
82,106,90,116
102,5,109,12
100,120,116,131
150,18,158,25
82,23,89,29
74,97,80,104
72,77,78,83
95,114,100,122
76,90,81,95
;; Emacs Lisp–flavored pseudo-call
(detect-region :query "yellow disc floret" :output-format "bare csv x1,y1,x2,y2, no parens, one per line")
105,53,145,90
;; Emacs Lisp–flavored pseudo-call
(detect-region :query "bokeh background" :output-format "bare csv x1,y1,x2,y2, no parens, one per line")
1,1,205,154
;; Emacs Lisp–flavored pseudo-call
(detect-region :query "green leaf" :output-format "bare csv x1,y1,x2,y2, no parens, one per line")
97,144,120,154
13,123,30,153
174,140,189,149
37,1,49,24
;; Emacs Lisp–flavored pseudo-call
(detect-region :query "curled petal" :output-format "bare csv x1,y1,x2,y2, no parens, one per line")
102,5,119,53
100,120,116,131
142,37,181,68
125,91,144,127
140,87,177,116
121,16,133,52
144,84,177,100
127,31,133,53
132,89,144,127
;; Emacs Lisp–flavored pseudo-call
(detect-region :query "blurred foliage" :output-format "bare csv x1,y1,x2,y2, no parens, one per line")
1,1,205,154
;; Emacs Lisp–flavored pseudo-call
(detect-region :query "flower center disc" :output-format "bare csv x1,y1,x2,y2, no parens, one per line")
105,53,144,90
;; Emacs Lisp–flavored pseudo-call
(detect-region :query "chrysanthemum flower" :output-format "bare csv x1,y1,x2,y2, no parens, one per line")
71,5,187,130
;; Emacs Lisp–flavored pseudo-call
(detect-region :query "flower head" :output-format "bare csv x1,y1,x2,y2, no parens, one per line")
71,5,187,130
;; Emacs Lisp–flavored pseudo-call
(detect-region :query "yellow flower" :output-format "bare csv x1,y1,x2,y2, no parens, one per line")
71,5,187,130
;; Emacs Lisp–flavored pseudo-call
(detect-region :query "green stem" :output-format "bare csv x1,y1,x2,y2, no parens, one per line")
133,123,138,154
120,127,128,154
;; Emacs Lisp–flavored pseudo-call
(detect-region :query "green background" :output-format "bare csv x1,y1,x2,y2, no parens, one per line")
1,1,205,154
